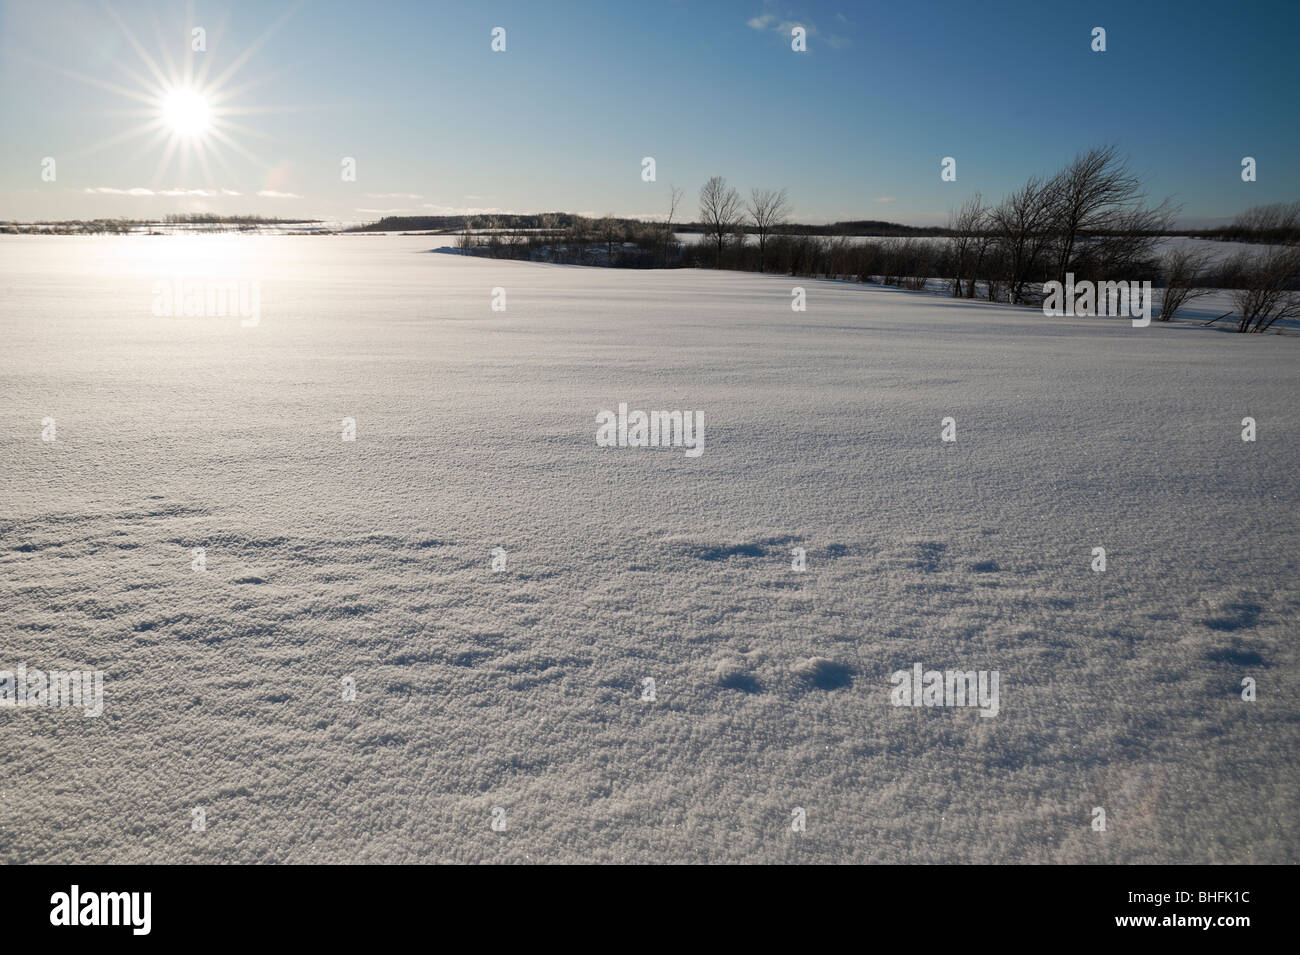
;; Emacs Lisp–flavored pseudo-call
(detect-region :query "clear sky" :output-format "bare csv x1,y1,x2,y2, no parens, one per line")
2,0,1296,226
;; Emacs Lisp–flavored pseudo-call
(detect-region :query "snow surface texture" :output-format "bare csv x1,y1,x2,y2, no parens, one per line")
1,234,1296,864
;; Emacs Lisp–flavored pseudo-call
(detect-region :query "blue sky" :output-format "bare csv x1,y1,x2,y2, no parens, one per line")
1,0,1296,225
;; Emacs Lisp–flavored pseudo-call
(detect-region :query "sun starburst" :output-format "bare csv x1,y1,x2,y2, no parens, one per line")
33,3,303,191
161,87,212,138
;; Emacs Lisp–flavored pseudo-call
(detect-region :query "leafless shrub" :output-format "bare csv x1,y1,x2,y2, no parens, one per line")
900,239,933,290
1158,245,1215,322
597,215,622,259
1229,201,1300,244
878,238,903,287
457,216,477,251
1229,245,1300,332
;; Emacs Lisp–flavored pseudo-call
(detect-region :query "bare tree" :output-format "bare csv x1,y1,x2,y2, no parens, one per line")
746,187,791,272
1045,145,1143,286
501,217,527,257
1229,245,1300,332
661,184,685,266
597,215,623,261
665,184,684,229
989,177,1055,304
536,212,560,254
699,175,743,268
878,238,903,287
1086,196,1176,279
1229,201,1300,243
948,192,985,297
567,215,593,263
1157,245,1215,321
899,238,933,291
484,215,502,257
457,216,477,252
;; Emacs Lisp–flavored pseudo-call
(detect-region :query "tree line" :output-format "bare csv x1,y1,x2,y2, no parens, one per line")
357,146,1300,332
691,148,1299,332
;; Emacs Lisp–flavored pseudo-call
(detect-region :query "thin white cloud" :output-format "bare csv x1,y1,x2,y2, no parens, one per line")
83,186,156,196
257,190,300,199
750,11,849,48
353,203,510,218
362,192,423,199
82,186,241,197
874,197,897,203
420,203,507,216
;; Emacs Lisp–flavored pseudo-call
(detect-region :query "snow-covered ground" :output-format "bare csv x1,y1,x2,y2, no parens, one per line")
1,234,1296,863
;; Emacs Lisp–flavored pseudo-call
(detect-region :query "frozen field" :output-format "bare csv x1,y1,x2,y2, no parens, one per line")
1,234,1297,863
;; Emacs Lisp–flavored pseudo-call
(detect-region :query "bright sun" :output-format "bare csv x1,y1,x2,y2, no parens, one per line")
161,88,211,138
63,11,289,186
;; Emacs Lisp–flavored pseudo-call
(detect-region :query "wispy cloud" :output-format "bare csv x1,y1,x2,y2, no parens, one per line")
81,186,245,198
353,203,510,217
83,186,156,196
421,202,508,216
362,192,423,199
874,196,897,203
257,190,300,199
747,9,850,48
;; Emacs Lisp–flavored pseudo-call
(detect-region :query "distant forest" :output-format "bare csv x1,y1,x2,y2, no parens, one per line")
0,214,320,235
350,214,951,237
2,209,1289,244
348,213,1292,244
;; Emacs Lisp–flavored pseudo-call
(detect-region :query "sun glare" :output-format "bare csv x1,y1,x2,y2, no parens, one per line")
161,88,211,138
49,7,298,193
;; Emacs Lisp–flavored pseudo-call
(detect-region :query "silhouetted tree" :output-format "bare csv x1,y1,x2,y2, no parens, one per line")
747,187,791,272
699,176,743,268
